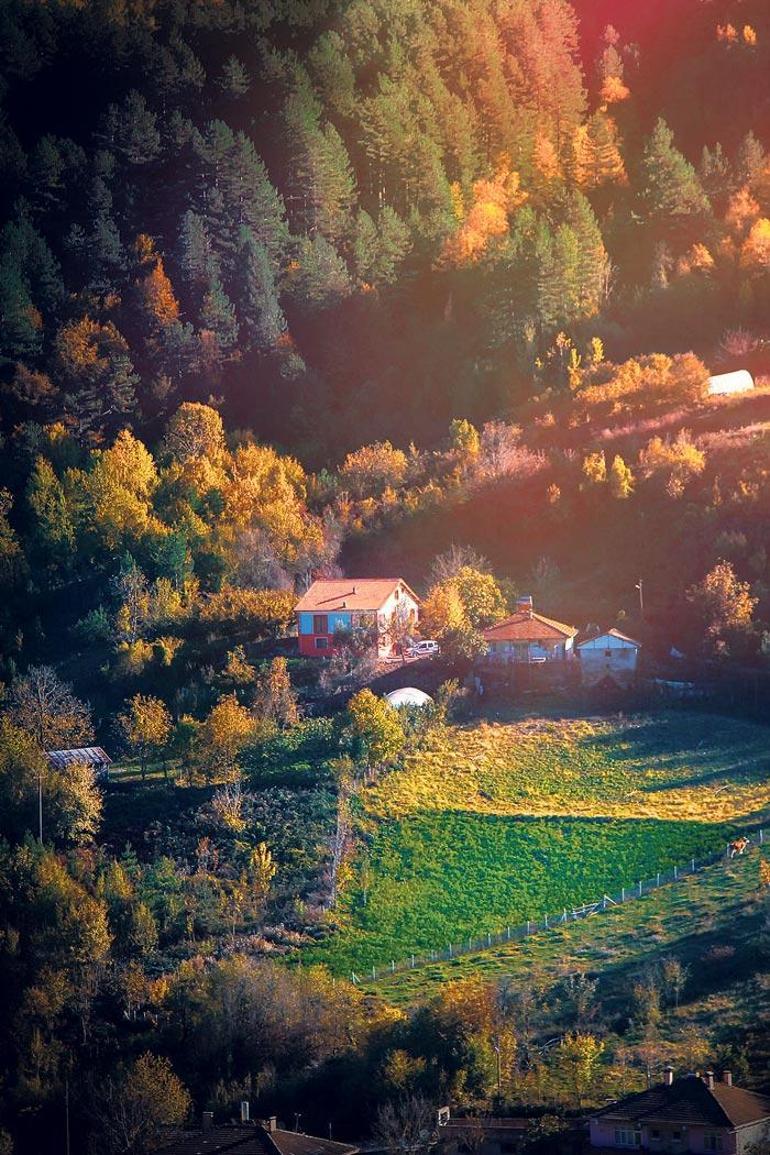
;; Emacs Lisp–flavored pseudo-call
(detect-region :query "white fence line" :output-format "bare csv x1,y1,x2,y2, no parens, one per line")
350,830,765,985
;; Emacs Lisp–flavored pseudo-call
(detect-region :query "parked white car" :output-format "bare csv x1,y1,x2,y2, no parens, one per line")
406,640,440,658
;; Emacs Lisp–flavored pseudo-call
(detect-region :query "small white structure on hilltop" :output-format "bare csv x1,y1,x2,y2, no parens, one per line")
384,687,433,709
707,369,754,396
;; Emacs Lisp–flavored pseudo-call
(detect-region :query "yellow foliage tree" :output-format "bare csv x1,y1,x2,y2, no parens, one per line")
420,583,466,637
582,451,607,486
117,694,172,779
740,217,770,272
139,257,180,328
164,402,226,465
725,187,760,236
440,160,526,265
601,74,630,104
199,693,255,781
638,432,706,497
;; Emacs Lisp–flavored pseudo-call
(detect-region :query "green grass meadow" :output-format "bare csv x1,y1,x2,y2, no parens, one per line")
309,813,735,975
307,711,768,978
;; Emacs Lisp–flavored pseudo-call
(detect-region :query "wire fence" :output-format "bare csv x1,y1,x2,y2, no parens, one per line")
350,829,766,985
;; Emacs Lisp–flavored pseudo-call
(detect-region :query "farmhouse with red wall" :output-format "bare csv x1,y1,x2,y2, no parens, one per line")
295,578,420,657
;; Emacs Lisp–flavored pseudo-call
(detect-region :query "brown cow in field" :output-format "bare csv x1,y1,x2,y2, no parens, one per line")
728,836,750,858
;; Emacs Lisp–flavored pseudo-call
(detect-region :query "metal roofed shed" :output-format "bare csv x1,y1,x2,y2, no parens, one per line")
707,369,754,395
384,687,433,709
46,747,113,779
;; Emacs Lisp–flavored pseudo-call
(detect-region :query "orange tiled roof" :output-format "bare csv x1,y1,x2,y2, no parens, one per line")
294,579,418,613
482,609,578,643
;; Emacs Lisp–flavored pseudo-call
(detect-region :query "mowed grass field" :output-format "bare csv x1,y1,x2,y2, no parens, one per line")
308,711,770,976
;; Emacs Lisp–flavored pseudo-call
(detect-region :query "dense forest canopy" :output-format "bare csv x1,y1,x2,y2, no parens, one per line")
3,2,770,1152
3,0,770,463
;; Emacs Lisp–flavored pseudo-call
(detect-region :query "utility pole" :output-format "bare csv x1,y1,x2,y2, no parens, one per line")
635,578,644,618
38,768,43,843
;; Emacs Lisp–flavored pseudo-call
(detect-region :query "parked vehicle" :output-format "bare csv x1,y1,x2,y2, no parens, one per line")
406,640,440,657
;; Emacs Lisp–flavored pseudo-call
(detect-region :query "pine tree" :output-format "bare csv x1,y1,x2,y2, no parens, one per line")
536,221,579,330
641,119,711,223
56,318,139,442
26,456,75,569
0,253,43,361
573,110,626,189
290,235,352,308
351,206,411,287
200,277,239,351
566,191,609,316
220,56,249,98
736,130,765,189
105,91,161,165
237,228,286,350
699,143,733,207
177,210,219,292
283,73,357,241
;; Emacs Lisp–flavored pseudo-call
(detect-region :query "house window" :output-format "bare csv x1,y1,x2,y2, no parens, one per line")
649,1130,661,1142
613,1128,640,1148
313,614,328,634
315,637,329,650
704,1136,723,1152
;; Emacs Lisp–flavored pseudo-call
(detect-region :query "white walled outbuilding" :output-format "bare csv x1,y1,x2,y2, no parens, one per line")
577,630,641,687
707,369,754,396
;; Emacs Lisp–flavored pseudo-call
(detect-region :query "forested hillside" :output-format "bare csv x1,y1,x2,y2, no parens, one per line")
3,2,770,1152
4,0,770,464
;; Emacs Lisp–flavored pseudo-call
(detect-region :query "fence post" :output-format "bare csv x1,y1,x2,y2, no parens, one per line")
638,880,642,897
691,858,696,872
602,895,607,910
657,872,661,887
761,829,764,845
372,967,376,981
449,943,453,958
507,925,511,940
621,887,625,902
391,960,395,972
674,865,678,880
545,913,549,928
487,932,492,946
411,954,415,968
526,919,530,935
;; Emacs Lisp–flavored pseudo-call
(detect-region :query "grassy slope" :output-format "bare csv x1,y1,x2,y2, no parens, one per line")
361,851,767,1010
307,711,770,976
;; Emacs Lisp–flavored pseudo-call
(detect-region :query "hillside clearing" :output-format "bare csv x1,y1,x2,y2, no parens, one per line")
308,711,769,977
359,852,766,1010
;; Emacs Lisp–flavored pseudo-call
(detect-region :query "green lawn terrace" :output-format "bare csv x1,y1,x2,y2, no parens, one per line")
306,710,770,978
360,850,769,1067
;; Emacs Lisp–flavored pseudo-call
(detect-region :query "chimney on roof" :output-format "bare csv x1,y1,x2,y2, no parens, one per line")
352,585,357,594
663,1066,674,1087
341,600,347,608
241,1101,250,1123
516,594,534,618
266,1117,278,1133
723,1071,733,1086
706,1070,715,1091
202,1112,214,1132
